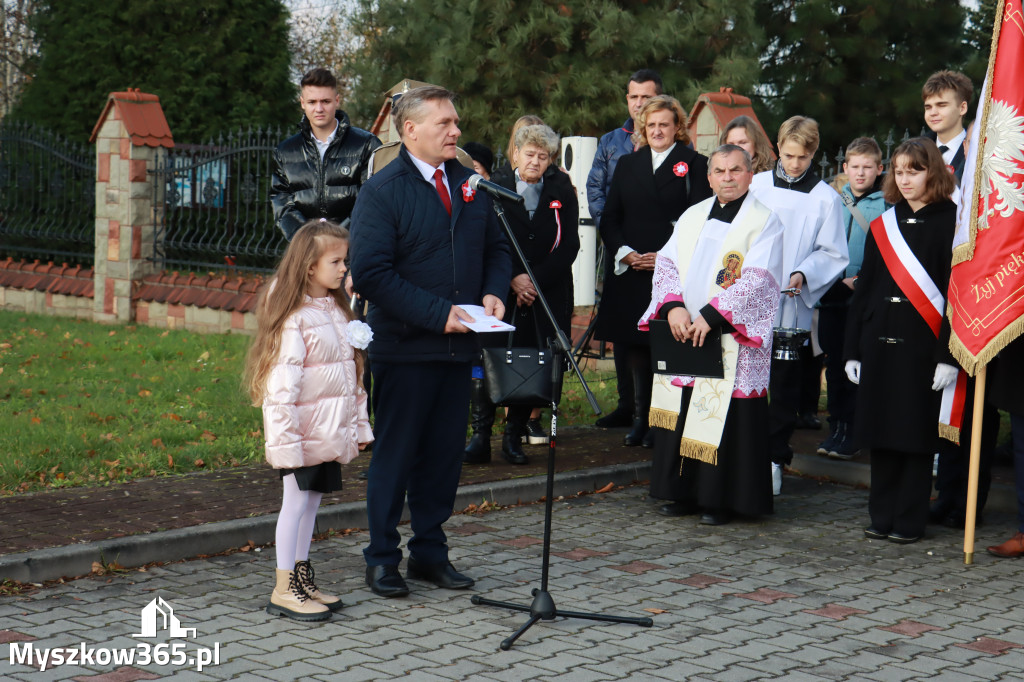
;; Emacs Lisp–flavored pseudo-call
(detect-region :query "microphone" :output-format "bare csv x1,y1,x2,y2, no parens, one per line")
467,174,524,204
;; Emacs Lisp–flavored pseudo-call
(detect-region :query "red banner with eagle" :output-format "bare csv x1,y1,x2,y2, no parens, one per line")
948,0,1024,374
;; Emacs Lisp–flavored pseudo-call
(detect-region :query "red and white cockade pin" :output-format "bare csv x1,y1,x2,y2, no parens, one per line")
462,182,476,201
549,200,563,251
673,161,689,178
946,164,956,175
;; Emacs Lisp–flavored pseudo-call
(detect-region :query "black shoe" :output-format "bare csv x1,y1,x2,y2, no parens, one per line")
699,511,731,526
888,532,922,545
407,558,474,589
595,406,634,428
816,422,839,455
796,412,822,430
624,417,648,447
357,469,369,480
656,502,699,517
501,425,528,465
525,418,549,445
863,527,889,540
365,565,409,598
940,512,985,529
929,499,954,525
641,428,655,449
463,432,492,464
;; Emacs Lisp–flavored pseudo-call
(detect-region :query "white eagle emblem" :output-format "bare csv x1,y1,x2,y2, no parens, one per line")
980,98,1024,228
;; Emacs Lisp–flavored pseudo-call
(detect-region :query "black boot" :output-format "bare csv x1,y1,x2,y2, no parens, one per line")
501,421,528,465
464,378,494,464
624,366,652,447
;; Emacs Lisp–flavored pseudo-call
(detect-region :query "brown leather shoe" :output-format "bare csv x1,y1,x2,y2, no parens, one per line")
987,532,1024,558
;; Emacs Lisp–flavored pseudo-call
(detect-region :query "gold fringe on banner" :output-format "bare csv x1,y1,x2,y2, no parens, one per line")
679,437,717,466
939,423,962,445
649,407,680,431
948,315,1024,377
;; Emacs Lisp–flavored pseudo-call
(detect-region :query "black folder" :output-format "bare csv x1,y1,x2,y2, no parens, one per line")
648,319,724,378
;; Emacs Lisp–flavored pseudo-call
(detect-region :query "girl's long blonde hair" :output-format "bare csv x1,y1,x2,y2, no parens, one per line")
244,220,362,405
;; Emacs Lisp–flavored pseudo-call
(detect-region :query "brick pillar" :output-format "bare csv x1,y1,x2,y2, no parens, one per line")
90,91,173,323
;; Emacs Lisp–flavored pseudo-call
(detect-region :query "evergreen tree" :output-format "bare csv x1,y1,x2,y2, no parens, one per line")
963,0,998,86
12,0,295,142
346,0,763,149
753,0,969,166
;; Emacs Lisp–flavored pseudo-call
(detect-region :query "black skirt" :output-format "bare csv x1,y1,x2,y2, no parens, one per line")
280,461,342,493
649,387,772,517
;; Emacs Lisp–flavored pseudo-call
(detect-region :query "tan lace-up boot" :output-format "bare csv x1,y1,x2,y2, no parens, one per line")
294,560,344,612
266,568,331,621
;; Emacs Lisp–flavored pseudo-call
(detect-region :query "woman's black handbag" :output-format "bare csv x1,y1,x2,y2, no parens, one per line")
481,315,553,406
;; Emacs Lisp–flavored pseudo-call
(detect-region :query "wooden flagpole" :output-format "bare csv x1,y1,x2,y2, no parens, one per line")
963,365,987,565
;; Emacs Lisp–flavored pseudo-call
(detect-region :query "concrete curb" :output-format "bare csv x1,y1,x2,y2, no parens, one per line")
3,455,1015,585
0,461,652,584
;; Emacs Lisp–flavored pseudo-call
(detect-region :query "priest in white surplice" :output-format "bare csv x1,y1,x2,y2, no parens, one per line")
749,116,849,494
640,145,784,525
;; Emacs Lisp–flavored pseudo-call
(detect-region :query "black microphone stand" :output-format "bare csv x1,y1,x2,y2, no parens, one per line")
470,196,653,650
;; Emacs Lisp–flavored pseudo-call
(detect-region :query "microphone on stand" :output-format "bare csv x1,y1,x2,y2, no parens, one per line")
467,174,525,204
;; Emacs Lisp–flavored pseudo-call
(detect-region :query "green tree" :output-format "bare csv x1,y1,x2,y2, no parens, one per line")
346,0,763,149
12,0,296,143
963,0,998,86
753,0,970,165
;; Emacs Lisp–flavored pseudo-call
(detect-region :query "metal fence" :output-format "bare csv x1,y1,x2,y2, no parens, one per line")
149,126,289,274
817,127,927,185
0,121,96,265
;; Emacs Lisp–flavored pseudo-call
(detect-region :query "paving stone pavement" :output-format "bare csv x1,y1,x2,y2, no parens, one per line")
3,475,1024,681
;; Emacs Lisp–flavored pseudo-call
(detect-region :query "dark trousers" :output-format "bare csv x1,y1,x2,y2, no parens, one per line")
611,349,635,411
933,384,999,521
1012,415,1024,532
800,351,824,417
818,306,856,425
364,361,471,566
768,348,810,464
869,449,932,537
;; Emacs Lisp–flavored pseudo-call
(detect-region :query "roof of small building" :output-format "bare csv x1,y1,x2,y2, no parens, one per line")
687,87,772,142
89,89,174,148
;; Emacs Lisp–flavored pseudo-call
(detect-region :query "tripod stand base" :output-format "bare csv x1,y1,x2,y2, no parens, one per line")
471,590,653,650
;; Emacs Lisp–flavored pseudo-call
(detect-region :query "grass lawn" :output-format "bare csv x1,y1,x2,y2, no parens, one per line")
0,310,620,495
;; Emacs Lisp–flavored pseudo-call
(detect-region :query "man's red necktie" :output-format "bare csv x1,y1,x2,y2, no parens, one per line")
433,169,452,216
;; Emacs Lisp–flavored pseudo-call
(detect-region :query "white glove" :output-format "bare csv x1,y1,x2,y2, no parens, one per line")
845,360,861,385
932,362,959,391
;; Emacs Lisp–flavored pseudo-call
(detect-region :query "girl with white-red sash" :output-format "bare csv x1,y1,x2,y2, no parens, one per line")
843,138,958,544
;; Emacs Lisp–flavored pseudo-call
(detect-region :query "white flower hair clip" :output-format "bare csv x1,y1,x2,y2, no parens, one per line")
346,320,373,350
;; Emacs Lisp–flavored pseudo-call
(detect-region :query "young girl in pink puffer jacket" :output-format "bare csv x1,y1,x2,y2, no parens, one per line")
245,220,373,622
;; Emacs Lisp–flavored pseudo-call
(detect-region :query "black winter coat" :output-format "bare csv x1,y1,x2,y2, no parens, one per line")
844,200,957,454
593,144,712,345
271,110,381,240
496,166,580,344
349,146,512,364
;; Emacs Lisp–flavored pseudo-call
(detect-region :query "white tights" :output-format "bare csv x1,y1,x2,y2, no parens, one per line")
275,473,323,570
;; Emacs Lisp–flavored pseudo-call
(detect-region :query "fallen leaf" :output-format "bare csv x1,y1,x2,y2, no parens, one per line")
138,389,152,397
644,608,668,615
108,330,116,336
197,351,210,362
30,417,41,424
595,482,615,494
152,438,165,449
194,459,205,467
162,413,183,421
200,431,217,442
167,454,174,468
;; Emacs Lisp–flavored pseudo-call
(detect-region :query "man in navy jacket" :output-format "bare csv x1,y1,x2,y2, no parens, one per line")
350,86,511,598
